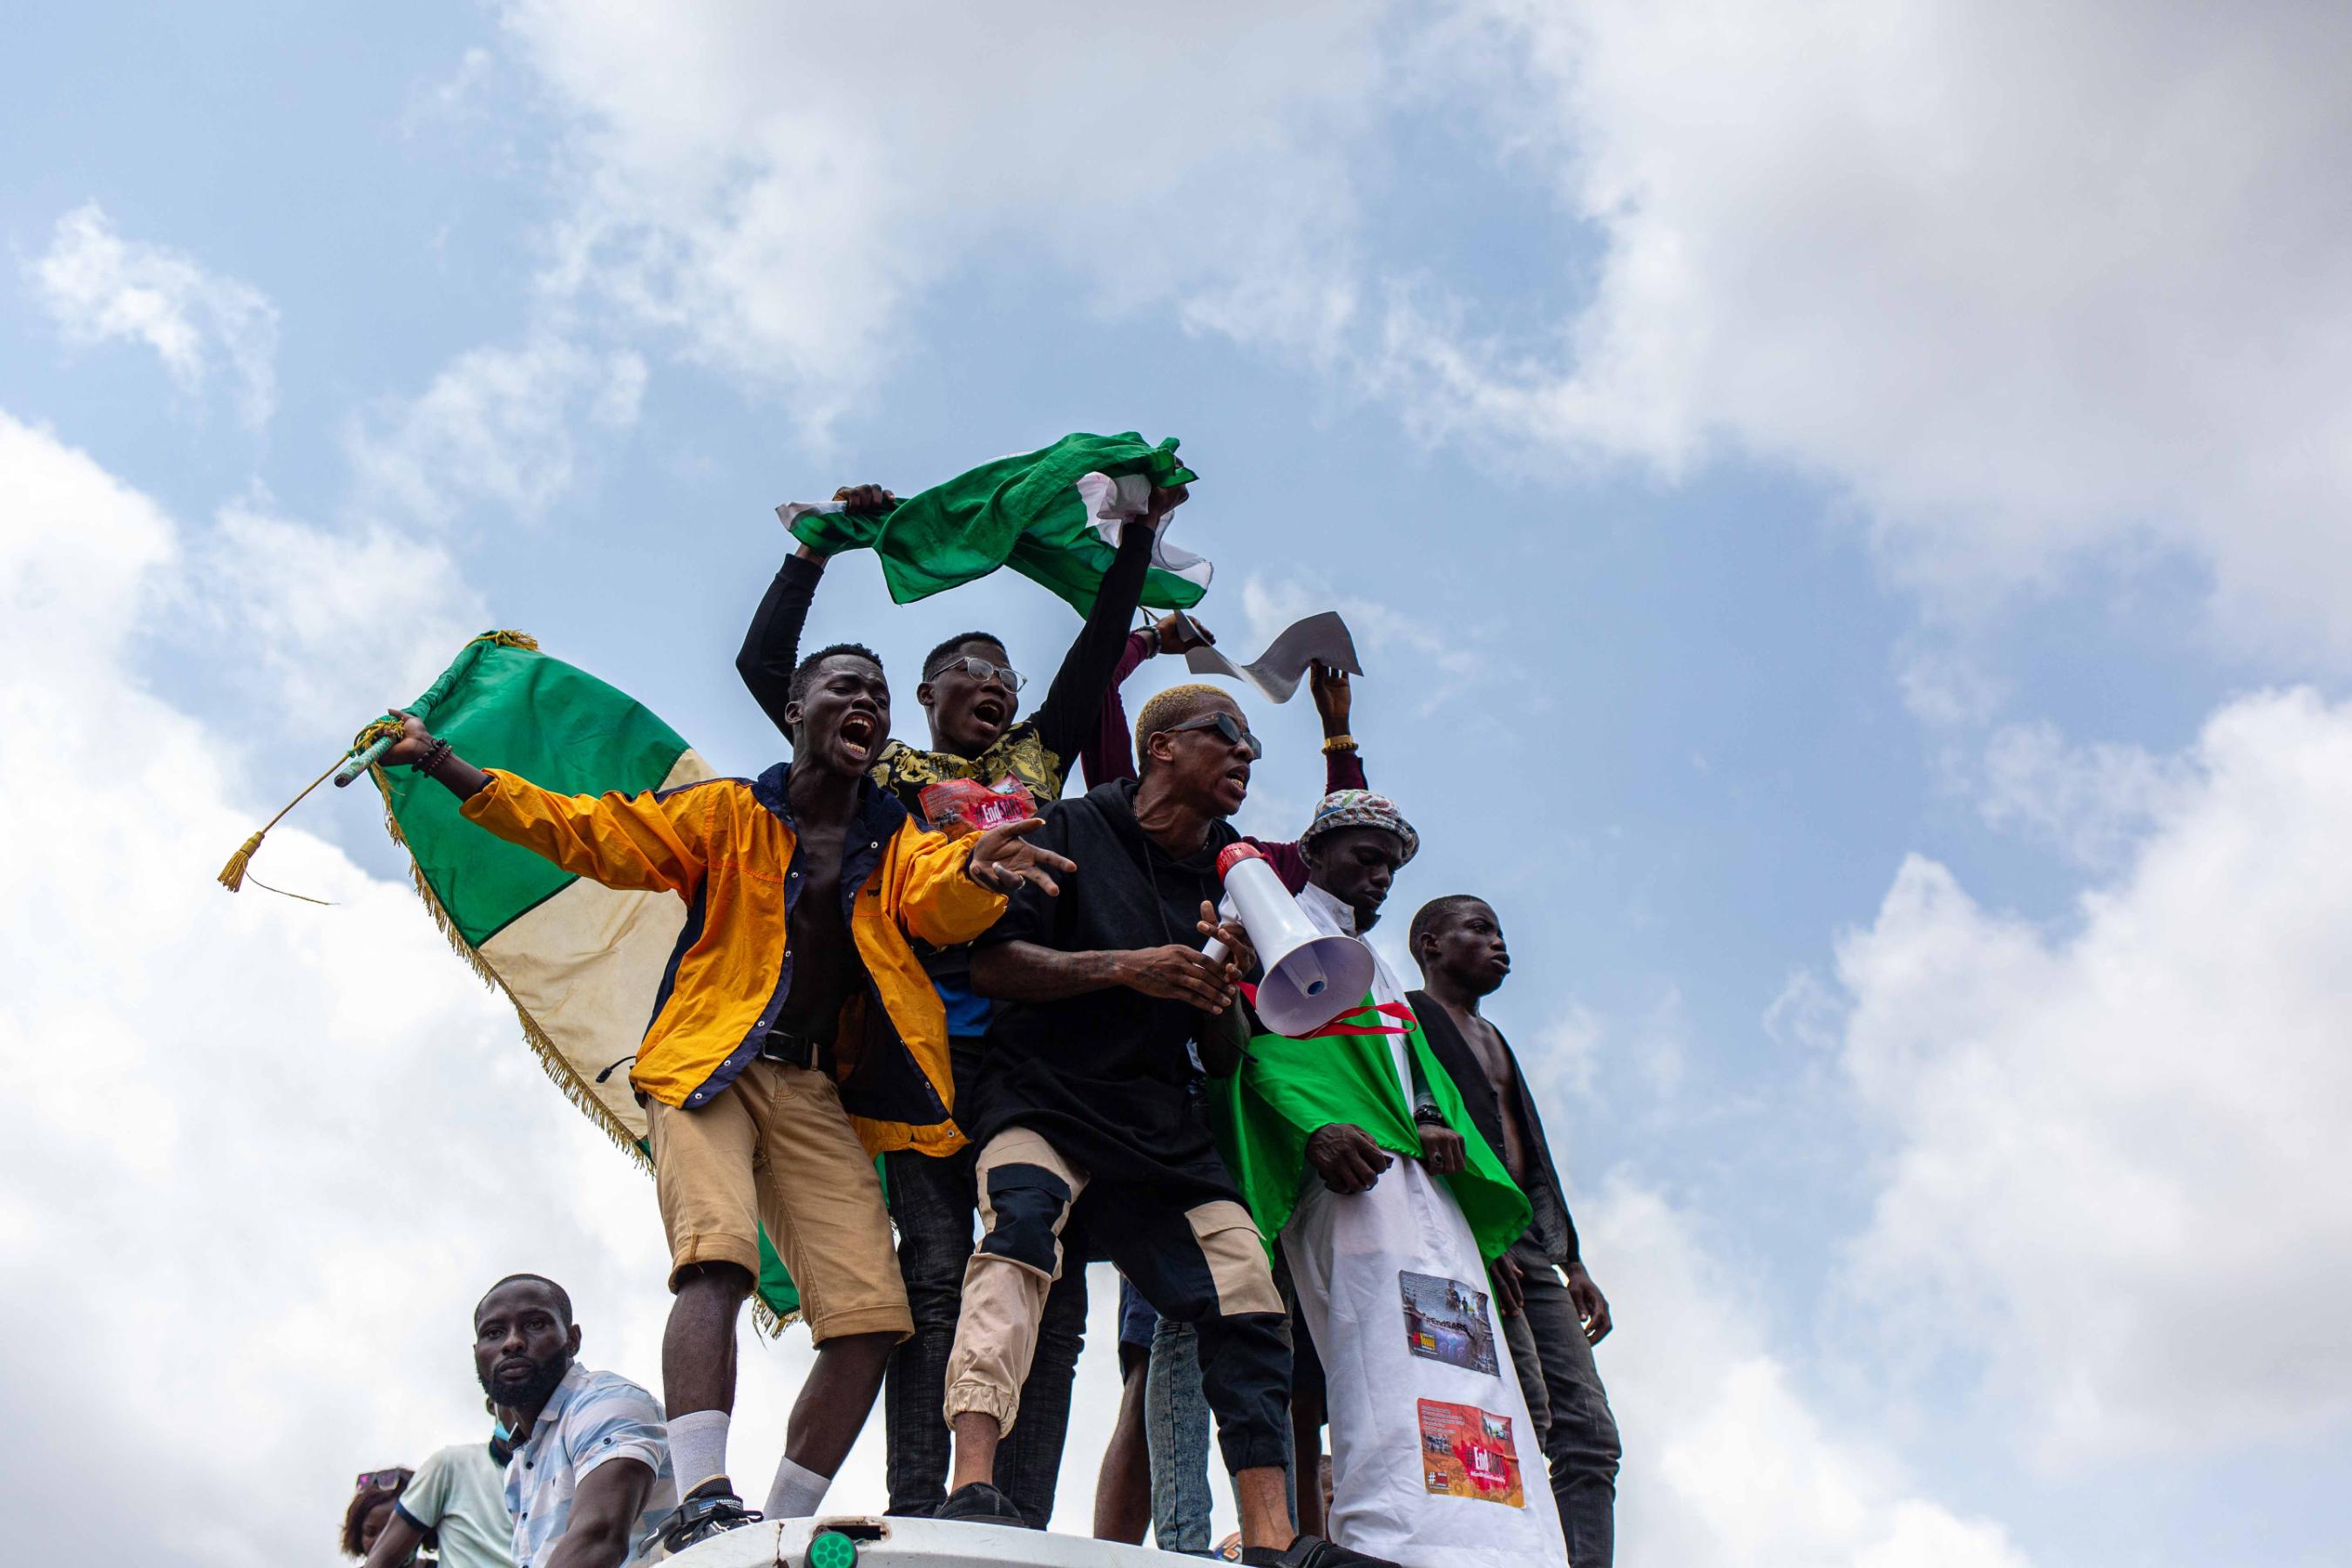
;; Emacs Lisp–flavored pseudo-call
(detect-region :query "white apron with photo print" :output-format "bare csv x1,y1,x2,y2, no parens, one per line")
1279,889,1565,1567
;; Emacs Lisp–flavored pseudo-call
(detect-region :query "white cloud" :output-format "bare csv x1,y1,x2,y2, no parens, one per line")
498,0,1386,436
1830,688,2352,1461
345,335,647,525
1371,0,2352,656
26,202,280,429
1976,720,2189,869
195,495,488,732
403,44,497,137
0,406,1146,1558
489,2,2352,661
1233,572,1491,720
1577,1179,2033,1568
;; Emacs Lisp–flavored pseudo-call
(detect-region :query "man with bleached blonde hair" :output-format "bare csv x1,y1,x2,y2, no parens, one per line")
939,687,1398,1567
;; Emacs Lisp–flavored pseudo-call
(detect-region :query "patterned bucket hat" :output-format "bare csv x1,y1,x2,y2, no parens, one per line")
1299,788,1419,865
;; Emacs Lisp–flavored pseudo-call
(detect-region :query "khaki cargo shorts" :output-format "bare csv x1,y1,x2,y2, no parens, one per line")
645,1057,912,1343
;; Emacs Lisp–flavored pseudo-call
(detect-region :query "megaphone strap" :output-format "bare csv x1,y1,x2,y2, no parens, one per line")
1247,990,1417,1040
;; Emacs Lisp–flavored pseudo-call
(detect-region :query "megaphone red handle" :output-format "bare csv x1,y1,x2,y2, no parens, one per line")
1217,841,1267,877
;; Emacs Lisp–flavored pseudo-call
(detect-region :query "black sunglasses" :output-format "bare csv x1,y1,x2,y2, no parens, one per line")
1162,711,1262,760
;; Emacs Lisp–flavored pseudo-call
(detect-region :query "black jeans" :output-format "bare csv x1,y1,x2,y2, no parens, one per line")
882,1136,1086,1526
1501,1238,1621,1568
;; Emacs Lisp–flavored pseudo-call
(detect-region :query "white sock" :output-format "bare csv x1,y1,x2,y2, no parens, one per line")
667,1409,732,1497
765,1455,833,1519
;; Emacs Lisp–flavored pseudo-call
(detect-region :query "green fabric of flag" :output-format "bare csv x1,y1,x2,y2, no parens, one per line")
368,632,802,1327
1208,997,1531,1266
783,431,1210,615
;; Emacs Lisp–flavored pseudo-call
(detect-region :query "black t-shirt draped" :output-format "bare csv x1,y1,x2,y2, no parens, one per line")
963,780,1244,1200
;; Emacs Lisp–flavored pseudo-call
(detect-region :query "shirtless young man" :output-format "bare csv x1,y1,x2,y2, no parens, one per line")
1409,897,1622,1568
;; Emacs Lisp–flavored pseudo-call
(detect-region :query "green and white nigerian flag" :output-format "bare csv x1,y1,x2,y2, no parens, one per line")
781,430,1212,615
368,632,803,1325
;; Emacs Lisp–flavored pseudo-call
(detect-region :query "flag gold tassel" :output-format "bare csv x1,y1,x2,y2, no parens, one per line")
217,715,409,895
217,757,338,893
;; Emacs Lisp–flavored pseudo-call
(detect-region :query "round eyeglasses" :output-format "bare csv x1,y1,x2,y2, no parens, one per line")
929,655,1026,693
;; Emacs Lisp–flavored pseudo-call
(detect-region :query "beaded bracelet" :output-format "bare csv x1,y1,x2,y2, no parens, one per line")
411,737,454,776
1321,733,1357,754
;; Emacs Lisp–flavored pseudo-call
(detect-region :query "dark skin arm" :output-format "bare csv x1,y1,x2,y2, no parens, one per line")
381,710,490,796
1415,1119,1468,1176
1031,485,1186,766
969,901,1254,1012
1491,1252,1526,1318
736,483,892,738
1565,1260,1613,1344
359,1509,426,1568
1304,1123,1393,1195
963,817,1079,897
1487,1254,1610,1341
1311,665,1369,789
1403,1044,1467,1176
540,1456,654,1568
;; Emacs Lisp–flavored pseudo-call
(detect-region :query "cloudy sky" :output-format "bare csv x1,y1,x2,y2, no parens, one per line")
5,3,2349,1564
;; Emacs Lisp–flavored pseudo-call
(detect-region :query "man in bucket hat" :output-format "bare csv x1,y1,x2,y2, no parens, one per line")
1210,792,1565,1566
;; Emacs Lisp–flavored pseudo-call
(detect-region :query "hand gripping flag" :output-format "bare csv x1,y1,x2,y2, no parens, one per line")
364,632,805,1327
1208,997,1531,1266
780,431,1212,615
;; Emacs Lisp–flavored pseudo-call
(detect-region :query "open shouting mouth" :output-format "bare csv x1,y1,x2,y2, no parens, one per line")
970,693,1010,733
838,711,880,764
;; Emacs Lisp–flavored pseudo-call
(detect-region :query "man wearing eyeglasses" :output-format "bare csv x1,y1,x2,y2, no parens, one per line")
734,479,1179,1526
935,686,1397,1567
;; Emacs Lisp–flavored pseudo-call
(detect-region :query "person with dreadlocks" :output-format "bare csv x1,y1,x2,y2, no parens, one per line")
373,640,1071,1550
733,479,1180,1525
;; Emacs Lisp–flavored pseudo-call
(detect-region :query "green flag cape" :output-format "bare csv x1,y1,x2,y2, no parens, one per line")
366,632,802,1327
781,431,1210,615
1209,997,1531,1265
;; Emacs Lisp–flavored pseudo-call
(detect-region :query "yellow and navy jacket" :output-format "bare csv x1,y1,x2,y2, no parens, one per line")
461,761,1006,1155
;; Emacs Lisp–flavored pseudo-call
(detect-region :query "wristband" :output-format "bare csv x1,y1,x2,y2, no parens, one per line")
1320,733,1357,754
1412,1105,1447,1126
411,737,454,776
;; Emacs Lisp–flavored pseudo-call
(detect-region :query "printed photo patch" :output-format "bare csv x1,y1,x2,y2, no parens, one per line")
1400,1269,1499,1375
1416,1399,1524,1507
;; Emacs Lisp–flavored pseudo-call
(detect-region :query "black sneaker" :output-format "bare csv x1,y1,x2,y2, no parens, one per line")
934,1482,1026,1526
1240,1535,1402,1568
659,1483,763,1552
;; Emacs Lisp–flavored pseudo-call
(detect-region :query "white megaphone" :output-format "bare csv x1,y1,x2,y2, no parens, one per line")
1200,842,1375,1037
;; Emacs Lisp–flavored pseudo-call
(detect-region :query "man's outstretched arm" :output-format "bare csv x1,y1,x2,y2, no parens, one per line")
1031,486,1183,772
735,483,892,739
378,711,711,896
1249,664,1370,894
1081,612,1221,787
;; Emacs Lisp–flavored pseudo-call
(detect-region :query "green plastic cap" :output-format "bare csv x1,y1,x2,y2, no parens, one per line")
807,1530,859,1568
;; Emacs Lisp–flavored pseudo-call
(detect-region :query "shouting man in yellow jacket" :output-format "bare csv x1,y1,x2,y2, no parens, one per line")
378,638,1073,1552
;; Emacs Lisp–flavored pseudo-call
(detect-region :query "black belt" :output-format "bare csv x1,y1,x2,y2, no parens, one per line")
755,1027,829,1071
